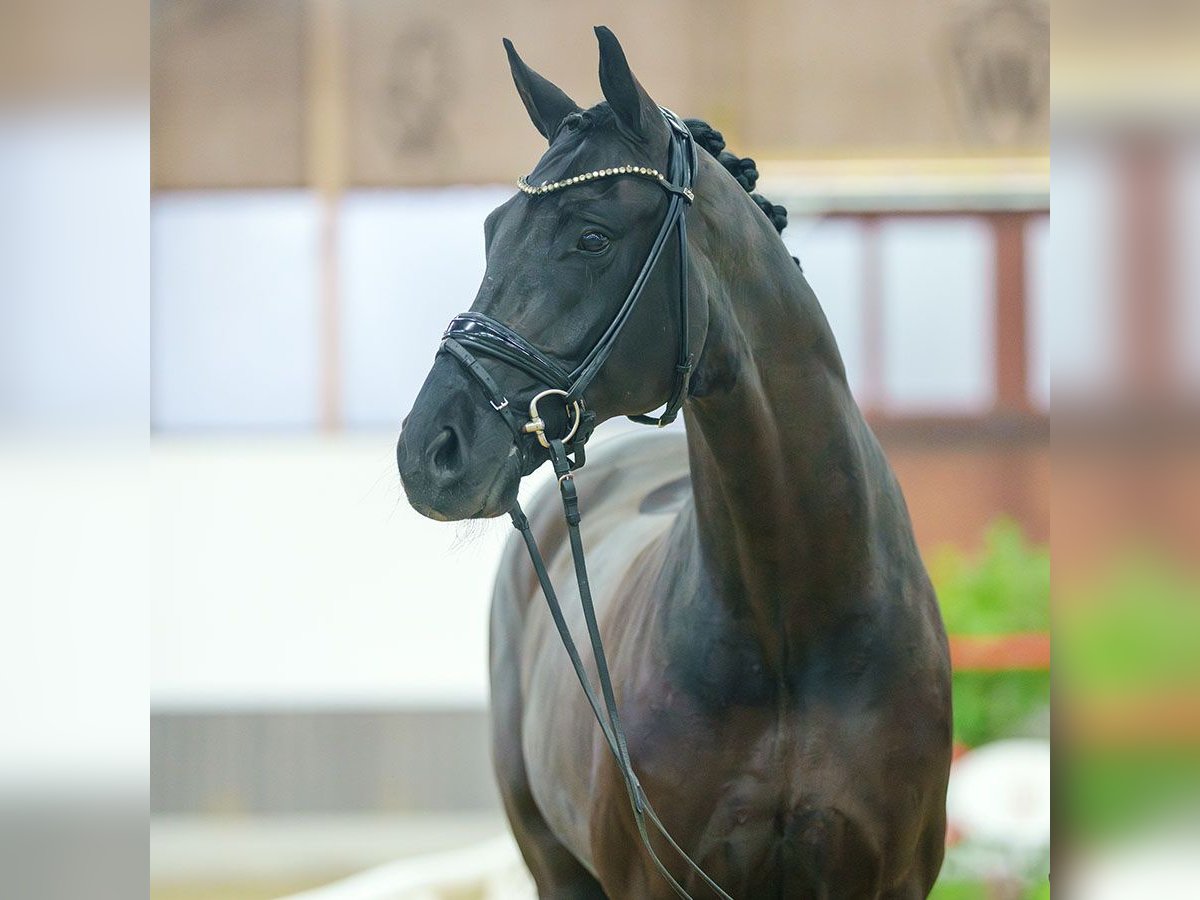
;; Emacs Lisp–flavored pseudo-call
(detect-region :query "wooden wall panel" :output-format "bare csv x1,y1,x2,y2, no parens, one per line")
342,0,700,186
887,444,1050,554
0,0,146,99
151,0,1048,189
152,0,306,188
741,0,1048,155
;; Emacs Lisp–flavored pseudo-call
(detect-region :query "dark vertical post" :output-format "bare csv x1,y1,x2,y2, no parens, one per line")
993,212,1029,413
861,214,884,414
1117,138,1175,400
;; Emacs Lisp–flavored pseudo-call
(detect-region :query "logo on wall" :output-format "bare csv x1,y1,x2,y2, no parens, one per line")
378,21,457,158
944,0,1049,145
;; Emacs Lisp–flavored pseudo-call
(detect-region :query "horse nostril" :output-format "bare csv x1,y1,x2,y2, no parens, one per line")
429,426,462,476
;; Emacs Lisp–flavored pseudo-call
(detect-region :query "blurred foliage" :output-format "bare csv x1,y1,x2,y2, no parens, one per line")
1068,747,1200,841
1059,555,1200,694
1059,554,1200,841
930,520,1050,748
932,519,1050,635
930,879,1050,900
948,669,1048,749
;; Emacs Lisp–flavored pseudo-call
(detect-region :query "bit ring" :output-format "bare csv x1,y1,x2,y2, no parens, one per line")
524,389,583,449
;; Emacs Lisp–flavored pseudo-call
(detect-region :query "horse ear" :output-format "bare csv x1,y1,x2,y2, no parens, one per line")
503,38,581,142
594,25,664,143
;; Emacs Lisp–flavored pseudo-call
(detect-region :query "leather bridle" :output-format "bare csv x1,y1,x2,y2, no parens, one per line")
439,107,697,469
436,109,732,900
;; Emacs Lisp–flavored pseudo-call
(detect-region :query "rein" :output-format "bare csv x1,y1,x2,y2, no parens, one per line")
438,110,732,900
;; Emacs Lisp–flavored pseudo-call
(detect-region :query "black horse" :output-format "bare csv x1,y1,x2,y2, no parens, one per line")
397,27,951,899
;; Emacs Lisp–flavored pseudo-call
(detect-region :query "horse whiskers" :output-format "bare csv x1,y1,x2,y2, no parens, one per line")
451,516,502,551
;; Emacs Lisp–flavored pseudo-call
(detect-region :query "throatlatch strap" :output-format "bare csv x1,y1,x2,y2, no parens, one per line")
507,440,733,900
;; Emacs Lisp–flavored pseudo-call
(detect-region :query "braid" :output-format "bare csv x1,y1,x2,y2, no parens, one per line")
684,117,800,268
719,152,758,192
684,119,726,156
750,194,788,234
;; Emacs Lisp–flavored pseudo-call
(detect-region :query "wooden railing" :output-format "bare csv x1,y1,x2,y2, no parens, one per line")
950,632,1051,672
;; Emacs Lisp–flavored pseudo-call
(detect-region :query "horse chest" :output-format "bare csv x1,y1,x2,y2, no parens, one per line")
516,579,942,896
590,691,911,896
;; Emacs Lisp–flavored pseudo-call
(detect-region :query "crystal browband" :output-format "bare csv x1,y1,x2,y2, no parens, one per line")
517,166,693,202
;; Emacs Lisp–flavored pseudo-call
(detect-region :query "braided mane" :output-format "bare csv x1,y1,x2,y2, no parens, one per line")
684,119,786,233
683,118,799,267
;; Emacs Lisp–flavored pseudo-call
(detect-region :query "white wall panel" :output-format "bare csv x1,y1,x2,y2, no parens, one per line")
152,192,320,429
1049,140,1120,398
784,218,868,400
0,110,148,431
880,217,994,413
339,188,513,428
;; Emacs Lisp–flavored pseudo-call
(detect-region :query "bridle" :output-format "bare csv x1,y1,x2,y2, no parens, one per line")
439,107,697,469
436,109,732,900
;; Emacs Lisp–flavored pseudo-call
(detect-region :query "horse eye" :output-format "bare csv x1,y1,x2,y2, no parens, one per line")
577,231,610,253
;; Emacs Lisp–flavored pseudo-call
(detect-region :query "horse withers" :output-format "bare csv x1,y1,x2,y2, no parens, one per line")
397,26,952,899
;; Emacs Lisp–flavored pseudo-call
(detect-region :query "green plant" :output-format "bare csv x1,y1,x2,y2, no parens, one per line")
932,519,1050,636
930,520,1050,747
1058,554,1200,840
929,877,1049,899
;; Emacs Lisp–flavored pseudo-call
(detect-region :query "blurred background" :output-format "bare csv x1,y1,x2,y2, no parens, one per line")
147,3,1054,897
1,0,1197,898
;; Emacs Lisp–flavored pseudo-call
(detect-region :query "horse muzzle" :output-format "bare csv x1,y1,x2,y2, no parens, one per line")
396,359,523,520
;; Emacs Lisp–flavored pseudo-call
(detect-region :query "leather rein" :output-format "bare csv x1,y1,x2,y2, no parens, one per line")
437,109,732,900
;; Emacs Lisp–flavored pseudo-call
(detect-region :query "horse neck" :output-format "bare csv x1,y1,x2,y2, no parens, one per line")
682,193,889,662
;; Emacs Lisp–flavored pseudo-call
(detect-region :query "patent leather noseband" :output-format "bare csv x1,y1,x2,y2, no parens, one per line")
433,111,732,899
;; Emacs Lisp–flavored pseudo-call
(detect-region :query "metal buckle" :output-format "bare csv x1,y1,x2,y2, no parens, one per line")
524,388,583,449
491,397,509,411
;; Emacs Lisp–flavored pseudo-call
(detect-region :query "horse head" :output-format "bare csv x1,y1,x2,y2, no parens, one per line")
397,27,711,521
